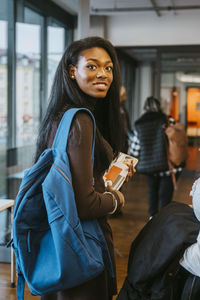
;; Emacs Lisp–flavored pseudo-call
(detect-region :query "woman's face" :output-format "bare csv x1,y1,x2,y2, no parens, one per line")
70,47,113,98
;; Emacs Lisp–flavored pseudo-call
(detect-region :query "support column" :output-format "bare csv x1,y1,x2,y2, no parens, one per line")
139,64,152,113
155,49,161,100
77,0,90,39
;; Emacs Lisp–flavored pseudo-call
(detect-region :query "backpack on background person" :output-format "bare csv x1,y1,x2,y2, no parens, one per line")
165,120,188,168
9,108,114,300
164,118,188,189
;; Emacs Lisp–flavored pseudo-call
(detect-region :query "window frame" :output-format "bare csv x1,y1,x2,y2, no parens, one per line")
7,0,75,149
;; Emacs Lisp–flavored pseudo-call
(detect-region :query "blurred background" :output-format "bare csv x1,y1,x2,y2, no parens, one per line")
1,0,200,268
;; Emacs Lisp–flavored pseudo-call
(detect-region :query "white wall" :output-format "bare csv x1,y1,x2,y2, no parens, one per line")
106,10,200,46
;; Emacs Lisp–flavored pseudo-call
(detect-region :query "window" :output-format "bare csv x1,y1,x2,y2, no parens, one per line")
0,0,74,262
47,24,65,98
16,21,41,147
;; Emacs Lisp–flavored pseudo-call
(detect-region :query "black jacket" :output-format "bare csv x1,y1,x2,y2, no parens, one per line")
117,202,200,300
135,112,168,174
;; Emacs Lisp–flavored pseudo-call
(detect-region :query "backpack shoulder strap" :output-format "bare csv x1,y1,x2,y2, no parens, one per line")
52,108,96,165
17,272,25,300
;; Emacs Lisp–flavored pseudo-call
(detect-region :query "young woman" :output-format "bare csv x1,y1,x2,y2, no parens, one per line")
35,36,132,300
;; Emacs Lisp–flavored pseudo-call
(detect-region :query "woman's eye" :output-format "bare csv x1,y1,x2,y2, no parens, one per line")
106,66,113,71
87,65,96,70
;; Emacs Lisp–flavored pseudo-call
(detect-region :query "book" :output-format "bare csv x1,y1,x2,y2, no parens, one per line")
103,152,138,190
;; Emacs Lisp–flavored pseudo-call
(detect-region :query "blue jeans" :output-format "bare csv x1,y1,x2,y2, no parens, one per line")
146,174,178,216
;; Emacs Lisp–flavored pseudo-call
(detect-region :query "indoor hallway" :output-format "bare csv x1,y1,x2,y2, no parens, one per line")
0,146,200,300
111,145,200,298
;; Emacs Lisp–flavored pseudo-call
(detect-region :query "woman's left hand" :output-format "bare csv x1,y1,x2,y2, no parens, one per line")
124,160,136,183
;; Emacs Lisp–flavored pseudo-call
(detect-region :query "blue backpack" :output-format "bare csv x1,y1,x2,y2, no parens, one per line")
12,108,114,300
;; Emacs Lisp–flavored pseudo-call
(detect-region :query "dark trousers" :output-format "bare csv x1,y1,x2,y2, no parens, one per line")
181,274,200,300
146,174,177,217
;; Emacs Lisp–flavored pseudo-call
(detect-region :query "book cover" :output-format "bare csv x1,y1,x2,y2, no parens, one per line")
103,152,138,190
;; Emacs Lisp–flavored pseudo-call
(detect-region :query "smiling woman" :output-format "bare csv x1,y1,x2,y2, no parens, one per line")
31,36,134,300
69,47,113,98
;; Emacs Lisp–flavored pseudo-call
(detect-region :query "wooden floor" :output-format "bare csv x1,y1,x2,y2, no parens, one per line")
1,146,200,300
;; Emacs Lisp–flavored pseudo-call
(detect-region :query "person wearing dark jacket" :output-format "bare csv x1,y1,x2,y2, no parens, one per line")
117,201,200,300
129,96,182,218
117,178,200,300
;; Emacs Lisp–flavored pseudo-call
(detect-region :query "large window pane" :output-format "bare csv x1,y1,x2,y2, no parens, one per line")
0,20,7,198
16,22,41,147
47,25,65,97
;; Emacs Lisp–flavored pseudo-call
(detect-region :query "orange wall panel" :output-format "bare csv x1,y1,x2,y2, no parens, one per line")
187,88,200,127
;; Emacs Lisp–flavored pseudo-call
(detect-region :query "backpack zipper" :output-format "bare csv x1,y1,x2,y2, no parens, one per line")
53,164,72,186
18,164,72,195
18,180,33,195
27,229,31,253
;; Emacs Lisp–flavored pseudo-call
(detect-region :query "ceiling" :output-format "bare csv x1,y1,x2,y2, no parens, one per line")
90,0,200,74
53,0,200,74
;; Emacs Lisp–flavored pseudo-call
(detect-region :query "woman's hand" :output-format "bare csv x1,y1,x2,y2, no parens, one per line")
107,184,125,208
124,160,136,183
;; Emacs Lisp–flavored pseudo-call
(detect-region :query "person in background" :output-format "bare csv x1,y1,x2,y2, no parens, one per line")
35,36,134,300
117,184,200,300
129,96,182,218
119,86,133,153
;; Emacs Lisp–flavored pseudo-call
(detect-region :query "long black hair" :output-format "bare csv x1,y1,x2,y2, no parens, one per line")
35,36,123,170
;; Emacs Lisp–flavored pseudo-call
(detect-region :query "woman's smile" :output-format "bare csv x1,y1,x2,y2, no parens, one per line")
93,81,108,90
